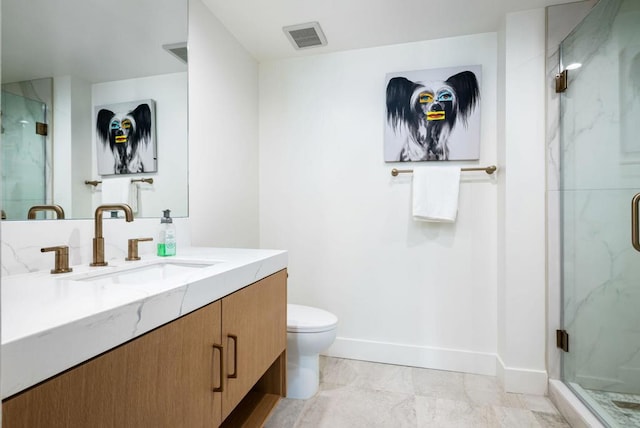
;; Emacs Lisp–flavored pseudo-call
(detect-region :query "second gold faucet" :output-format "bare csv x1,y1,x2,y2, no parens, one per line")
91,204,134,266
28,205,65,220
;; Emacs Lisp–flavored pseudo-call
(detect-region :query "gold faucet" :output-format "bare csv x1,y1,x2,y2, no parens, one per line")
41,245,73,274
126,237,153,261
28,204,65,219
91,204,134,266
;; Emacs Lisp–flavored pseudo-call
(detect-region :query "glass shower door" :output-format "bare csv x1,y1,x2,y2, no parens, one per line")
560,0,640,426
1,91,48,220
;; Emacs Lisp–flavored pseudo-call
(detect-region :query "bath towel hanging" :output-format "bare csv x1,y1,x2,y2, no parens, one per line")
101,177,138,213
412,166,461,222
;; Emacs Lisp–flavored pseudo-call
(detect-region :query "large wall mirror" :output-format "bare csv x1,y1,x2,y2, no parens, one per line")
1,0,188,220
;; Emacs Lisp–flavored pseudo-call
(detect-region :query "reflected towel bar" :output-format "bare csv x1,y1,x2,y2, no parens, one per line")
391,165,497,176
85,178,154,187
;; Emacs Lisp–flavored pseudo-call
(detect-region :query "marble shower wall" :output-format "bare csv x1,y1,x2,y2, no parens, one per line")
553,0,640,394
1,79,54,220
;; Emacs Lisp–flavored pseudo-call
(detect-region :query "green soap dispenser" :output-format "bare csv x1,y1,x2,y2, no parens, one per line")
157,209,176,256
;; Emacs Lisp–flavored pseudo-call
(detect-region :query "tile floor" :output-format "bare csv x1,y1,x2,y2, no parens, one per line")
586,388,640,427
265,356,570,428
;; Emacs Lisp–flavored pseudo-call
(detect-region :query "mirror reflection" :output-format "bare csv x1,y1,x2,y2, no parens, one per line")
1,0,189,220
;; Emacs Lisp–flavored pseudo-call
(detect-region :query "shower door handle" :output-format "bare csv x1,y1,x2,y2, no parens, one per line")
632,193,640,251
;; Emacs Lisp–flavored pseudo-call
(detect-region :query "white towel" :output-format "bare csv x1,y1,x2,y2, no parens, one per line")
101,177,138,213
128,181,139,213
412,167,461,222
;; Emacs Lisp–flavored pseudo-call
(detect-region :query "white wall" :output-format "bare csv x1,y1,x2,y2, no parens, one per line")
496,15,508,388
92,72,188,218
0,0,554,398
70,76,93,219
187,0,259,248
52,76,75,217
497,8,548,394
259,34,500,375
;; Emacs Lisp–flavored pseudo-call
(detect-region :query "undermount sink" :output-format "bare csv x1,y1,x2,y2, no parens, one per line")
70,260,218,286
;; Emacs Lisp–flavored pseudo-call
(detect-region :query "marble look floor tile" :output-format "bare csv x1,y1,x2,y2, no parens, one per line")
294,383,417,428
584,388,640,427
463,373,503,392
464,388,523,409
416,396,496,428
531,410,572,427
320,357,414,395
267,357,570,428
318,355,329,372
319,357,360,386
412,367,466,401
264,398,306,428
491,406,542,427
519,394,562,414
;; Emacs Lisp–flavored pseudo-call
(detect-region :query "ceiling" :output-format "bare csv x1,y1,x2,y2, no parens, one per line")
1,0,582,84
202,0,579,62
1,0,187,84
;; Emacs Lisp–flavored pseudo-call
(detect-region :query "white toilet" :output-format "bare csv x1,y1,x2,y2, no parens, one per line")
286,304,338,399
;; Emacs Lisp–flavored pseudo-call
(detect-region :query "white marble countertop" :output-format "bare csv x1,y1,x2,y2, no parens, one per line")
1,246,287,399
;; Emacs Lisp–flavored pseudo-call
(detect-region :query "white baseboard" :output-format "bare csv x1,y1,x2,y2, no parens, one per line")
325,337,550,395
496,354,548,394
325,336,496,376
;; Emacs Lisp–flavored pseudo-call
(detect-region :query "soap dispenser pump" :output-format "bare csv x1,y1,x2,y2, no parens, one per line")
157,209,176,257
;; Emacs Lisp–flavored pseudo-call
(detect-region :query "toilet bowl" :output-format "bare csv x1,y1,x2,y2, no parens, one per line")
286,304,338,399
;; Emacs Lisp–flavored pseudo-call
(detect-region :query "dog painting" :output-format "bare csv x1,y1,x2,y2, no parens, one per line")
95,99,157,175
384,66,481,162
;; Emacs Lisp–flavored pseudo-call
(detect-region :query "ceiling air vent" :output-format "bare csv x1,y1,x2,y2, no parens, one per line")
283,22,327,50
163,42,188,64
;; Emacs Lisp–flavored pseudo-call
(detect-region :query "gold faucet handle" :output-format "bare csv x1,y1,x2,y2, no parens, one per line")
126,237,153,261
41,246,73,274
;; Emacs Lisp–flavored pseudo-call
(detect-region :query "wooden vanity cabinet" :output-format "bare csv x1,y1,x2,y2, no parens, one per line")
221,269,287,422
2,269,287,428
3,300,222,428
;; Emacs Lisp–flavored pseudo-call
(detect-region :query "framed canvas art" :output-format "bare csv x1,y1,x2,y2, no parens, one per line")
384,65,481,162
95,99,157,175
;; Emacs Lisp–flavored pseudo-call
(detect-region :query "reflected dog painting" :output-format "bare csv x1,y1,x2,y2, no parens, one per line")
384,65,481,162
95,99,157,175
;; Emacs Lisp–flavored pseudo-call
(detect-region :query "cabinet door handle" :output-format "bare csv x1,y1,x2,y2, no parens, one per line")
212,344,224,392
633,193,640,252
228,334,238,379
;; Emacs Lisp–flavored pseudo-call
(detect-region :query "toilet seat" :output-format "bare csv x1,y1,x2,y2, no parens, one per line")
287,304,338,333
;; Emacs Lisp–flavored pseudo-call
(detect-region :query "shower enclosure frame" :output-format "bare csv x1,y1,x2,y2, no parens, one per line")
546,0,640,426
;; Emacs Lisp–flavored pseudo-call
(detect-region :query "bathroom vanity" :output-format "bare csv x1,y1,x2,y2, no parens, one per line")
1,247,288,427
